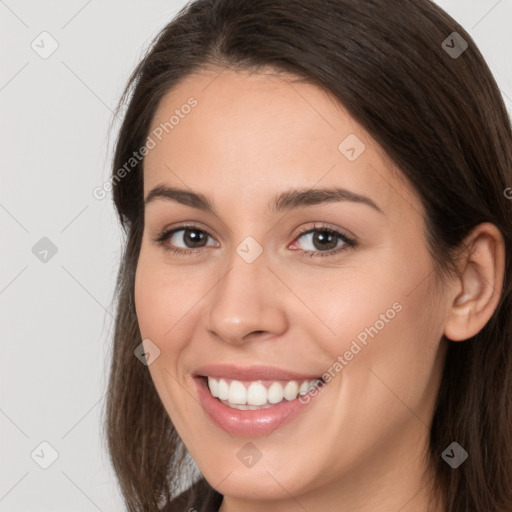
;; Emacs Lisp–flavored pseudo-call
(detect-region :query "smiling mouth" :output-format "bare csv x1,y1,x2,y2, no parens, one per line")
203,376,325,410
193,367,328,435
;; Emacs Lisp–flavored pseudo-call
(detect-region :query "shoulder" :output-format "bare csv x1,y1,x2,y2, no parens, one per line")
161,477,223,512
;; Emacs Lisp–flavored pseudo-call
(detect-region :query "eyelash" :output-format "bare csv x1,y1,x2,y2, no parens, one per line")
154,223,357,259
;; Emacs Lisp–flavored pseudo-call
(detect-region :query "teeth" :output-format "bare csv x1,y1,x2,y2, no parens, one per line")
228,380,246,405
268,382,284,404
206,377,322,407
208,376,219,398
247,382,268,406
283,381,299,401
218,379,229,400
298,381,310,396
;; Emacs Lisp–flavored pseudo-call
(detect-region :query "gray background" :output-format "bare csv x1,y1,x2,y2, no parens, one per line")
1,1,511,510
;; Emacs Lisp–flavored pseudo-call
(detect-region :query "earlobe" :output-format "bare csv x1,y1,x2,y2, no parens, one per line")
443,223,505,342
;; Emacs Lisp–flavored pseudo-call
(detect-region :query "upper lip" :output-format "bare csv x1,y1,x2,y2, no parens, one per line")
193,364,322,382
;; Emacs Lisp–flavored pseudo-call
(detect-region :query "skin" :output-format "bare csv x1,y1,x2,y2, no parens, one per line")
134,68,505,511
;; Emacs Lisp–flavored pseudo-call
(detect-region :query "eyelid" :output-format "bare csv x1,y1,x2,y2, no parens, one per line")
292,222,356,241
155,221,218,241
154,222,357,258
289,223,357,257
154,222,219,248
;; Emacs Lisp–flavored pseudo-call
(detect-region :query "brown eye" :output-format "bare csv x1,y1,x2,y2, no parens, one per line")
290,224,357,259
298,229,340,251
155,226,218,255
172,228,209,248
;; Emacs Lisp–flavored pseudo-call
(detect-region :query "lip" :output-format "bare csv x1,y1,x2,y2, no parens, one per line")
193,371,326,437
193,363,322,382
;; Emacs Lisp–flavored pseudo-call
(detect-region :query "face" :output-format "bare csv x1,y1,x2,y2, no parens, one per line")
134,69,449,507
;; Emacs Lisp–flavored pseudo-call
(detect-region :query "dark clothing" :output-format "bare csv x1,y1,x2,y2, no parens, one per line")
161,477,223,512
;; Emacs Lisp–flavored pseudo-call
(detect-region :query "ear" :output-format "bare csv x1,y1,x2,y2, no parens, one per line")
444,222,505,342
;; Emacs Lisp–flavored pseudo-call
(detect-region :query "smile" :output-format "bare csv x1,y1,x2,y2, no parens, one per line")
193,365,327,436
207,376,322,409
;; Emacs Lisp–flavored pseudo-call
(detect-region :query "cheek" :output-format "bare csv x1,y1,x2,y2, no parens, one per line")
134,254,202,427
134,262,167,343
306,247,444,418
134,252,205,350
328,278,444,442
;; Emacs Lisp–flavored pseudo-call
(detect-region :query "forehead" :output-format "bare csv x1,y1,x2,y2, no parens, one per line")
147,68,355,158
143,68,420,219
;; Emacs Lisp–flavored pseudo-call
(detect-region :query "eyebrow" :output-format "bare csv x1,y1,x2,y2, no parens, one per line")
144,185,383,215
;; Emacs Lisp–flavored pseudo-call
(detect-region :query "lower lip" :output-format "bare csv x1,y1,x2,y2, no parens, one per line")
194,377,323,436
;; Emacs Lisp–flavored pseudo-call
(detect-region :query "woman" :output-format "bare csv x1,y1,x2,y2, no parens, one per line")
104,0,512,510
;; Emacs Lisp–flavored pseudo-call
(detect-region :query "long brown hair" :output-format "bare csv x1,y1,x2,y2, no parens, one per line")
103,0,512,510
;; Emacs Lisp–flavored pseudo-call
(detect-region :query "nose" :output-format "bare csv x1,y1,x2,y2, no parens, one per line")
204,245,288,345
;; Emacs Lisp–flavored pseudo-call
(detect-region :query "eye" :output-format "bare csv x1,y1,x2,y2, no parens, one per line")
290,224,356,258
154,223,356,258
155,225,218,256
